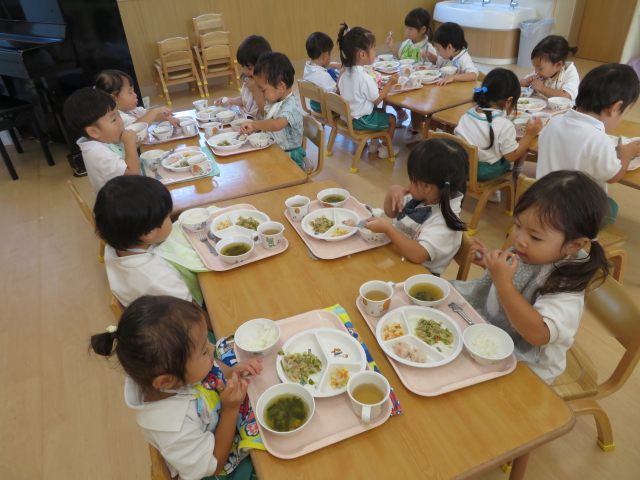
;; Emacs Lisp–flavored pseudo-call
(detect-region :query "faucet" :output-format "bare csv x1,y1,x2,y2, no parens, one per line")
482,0,491,6
509,0,518,9
460,0,469,4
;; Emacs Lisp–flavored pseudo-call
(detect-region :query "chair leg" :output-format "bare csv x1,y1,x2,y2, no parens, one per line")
421,114,432,138
501,181,515,216
189,81,196,92
8,128,22,153
382,133,395,162
153,68,163,97
605,246,626,283
0,138,18,180
568,399,616,451
467,190,493,235
99,240,106,263
31,116,55,167
326,127,338,156
351,140,368,173
154,66,171,105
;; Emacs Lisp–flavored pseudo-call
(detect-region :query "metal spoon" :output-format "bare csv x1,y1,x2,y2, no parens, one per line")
206,230,219,256
448,302,474,326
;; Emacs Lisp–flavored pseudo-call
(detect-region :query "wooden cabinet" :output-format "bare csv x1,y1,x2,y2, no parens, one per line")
435,21,520,64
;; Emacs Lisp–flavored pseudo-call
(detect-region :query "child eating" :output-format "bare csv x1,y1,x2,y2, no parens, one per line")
365,138,468,275
303,31,342,113
537,63,640,224
94,70,179,128
94,175,201,306
240,52,306,167
63,87,142,193
432,22,478,86
214,35,272,118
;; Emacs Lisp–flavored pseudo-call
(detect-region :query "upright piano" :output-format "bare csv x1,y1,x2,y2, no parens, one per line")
0,0,140,173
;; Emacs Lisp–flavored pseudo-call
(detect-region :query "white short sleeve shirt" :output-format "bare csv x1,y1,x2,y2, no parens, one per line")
536,109,621,192
104,245,192,306
76,137,128,192
454,108,519,164
241,83,259,118
303,62,337,93
436,49,478,77
526,62,580,101
337,66,379,119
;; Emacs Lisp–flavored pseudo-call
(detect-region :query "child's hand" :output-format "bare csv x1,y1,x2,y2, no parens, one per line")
469,238,490,268
436,75,455,86
230,359,263,377
167,116,181,126
617,139,640,162
525,117,543,136
385,36,394,49
484,250,518,286
245,76,260,95
136,133,149,147
365,217,391,234
387,74,400,86
388,185,408,214
218,373,249,409
240,122,258,134
121,129,138,145
520,75,535,87
530,78,545,92
154,107,173,122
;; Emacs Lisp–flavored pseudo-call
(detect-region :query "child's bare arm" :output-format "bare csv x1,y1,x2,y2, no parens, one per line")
215,96,242,107
609,139,640,183
437,72,477,86
503,118,544,162
530,79,571,99
240,117,288,134
424,51,438,64
374,74,399,104
121,130,141,175
365,218,430,263
212,374,249,475
385,36,399,57
384,185,408,217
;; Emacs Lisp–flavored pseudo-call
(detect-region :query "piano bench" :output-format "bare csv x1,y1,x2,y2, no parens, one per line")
0,95,55,180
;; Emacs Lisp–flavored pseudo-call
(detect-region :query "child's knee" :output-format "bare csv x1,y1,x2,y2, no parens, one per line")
388,114,396,127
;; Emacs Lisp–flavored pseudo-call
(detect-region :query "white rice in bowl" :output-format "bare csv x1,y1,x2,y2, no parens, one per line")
237,320,278,349
471,333,501,358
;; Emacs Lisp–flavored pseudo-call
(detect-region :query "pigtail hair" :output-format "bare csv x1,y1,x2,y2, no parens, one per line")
485,109,495,150
439,182,467,232
337,23,350,66
568,45,579,56
90,332,115,357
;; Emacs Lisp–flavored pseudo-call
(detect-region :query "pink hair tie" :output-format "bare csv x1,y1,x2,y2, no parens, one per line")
347,28,351,32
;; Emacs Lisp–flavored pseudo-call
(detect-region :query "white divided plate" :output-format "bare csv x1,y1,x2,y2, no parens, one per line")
301,208,360,242
374,61,400,71
376,306,463,368
196,107,229,122
517,98,546,112
162,153,190,172
276,328,366,397
211,209,270,239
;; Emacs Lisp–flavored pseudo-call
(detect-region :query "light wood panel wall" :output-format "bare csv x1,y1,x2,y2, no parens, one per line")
117,0,438,88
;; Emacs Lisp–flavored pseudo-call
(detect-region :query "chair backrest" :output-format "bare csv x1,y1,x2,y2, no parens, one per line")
202,32,232,66
324,92,356,136
66,180,95,228
302,115,325,178
158,37,190,56
193,13,225,35
109,293,124,321
149,444,173,480
426,130,480,191
585,276,640,399
452,232,473,281
297,80,324,115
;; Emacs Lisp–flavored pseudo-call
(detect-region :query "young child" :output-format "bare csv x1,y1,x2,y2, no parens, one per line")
537,63,640,224
240,52,306,167
94,175,201,307
303,31,342,113
432,22,478,86
63,87,141,193
90,295,264,480
520,36,579,101
365,138,468,275
385,7,438,143
336,23,399,160
94,70,179,128
455,68,543,202
450,171,610,384
214,35,272,118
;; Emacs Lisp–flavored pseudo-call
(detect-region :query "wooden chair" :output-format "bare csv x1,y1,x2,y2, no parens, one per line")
427,130,515,236
297,80,333,127
301,116,325,179
66,180,105,263
192,14,240,95
150,444,173,480
109,293,124,321
452,232,473,281
551,275,640,451
324,92,394,173
153,37,205,105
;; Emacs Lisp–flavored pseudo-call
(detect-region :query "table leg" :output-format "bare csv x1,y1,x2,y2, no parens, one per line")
422,114,433,138
508,452,530,480
0,137,18,180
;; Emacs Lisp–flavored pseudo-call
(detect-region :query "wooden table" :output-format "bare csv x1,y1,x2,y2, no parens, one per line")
141,110,308,218
198,180,575,480
609,120,640,190
384,81,480,137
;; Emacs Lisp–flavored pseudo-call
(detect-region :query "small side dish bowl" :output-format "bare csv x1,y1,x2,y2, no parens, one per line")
125,122,148,141
153,125,173,140
255,383,315,436
440,66,457,77
234,318,281,358
377,54,394,62
403,274,451,307
248,132,270,148
513,118,530,136
358,226,388,244
317,188,350,208
215,235,255,264
140,149,165,169
532,112,552,127
231,118,251,132
399,58,415,65
463,324,514,365
179,208,211,232
547,96,572,111
216,110,237,124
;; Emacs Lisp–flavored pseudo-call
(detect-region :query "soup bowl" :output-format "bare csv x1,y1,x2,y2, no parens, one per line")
513,118,530,136
532,112,552,127
153,125,174,140
403,274,451,307
317,187,350,208
255,383,316,436
215,235,255,264
231,118,251,132
440,66,457,77
125,122,148,141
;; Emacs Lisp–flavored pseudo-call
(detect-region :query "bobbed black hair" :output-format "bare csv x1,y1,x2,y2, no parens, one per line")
336,23,376,68
94,69,134,97
473,68,521,149
405,7,433,41
93,175,173,251
90,296,206,395
306,32,334,60
253,52,295,89
236,35,272,68
407,139,469,232
63,87,117,136
575,63,640,116
514,170,610,296
433,22,467,51
531,35,578,64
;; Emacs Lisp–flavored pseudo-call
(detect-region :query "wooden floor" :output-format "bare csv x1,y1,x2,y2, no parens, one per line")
1,57,639,479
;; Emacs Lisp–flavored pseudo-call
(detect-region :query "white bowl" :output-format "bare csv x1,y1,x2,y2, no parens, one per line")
414,62,433,71
215,235,255,264
176,116,193,124
520,87,533,98
377,54,394,62
140,149,164,168
216,110,237,124
399,58,415,65
125,122,148,141
231,118,251,132
153,126,173,140
162,153,190,172
548,96,572,111
403,274,451,307
373,61,400,71
509,111,531,121
211,209,271,239
248,132,270,148
532,112,552,127
440,66,457,77
411,70,440,84
255,383,315,436
234,318,281,358
517,98,546,113
317,188,350,208
463,324,514,366
179,208,211,232
193,99,208,111
358,226,388,244
208,137,246,151
513,118,530,136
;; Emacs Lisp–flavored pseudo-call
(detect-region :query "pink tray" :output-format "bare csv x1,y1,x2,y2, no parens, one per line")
143,123,199,145
356,283,516,396
235,309,392,459
181,204,288,271
285,197,391,260
206,136,275,157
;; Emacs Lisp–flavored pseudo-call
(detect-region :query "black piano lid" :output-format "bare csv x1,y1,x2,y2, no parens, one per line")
0,19,65,48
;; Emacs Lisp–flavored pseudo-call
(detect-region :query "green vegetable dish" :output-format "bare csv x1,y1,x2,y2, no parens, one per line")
217,140,232,146
414,318,453,346
279,349,323,385
235,216,260,230
265,394,310,432
173,160,189,168
309,215,334,234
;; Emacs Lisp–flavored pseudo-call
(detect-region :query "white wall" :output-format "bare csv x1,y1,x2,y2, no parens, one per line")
550,0,577,37
621,1,640,63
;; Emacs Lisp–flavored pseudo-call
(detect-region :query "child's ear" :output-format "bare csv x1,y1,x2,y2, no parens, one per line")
606,100,624,117
140,226,160,243
152,374,179,391
277,81,287,91
419,26,427,36
563,238,589,256
86,125,100,140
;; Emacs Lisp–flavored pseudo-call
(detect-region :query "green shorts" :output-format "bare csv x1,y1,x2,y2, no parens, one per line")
310,100,322,114
286,146,307,167
477,158,511,182
604,197,618,225
352,109,390,131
